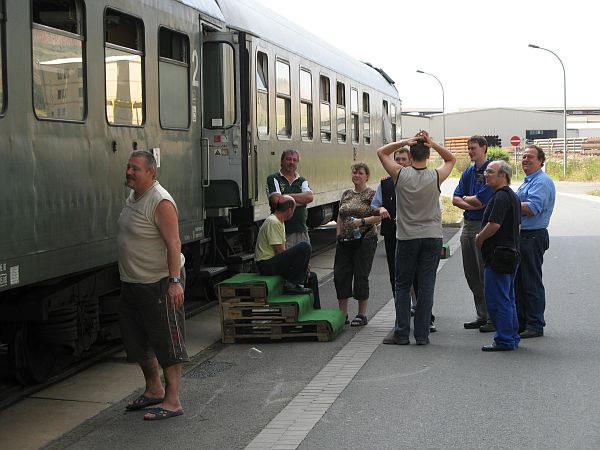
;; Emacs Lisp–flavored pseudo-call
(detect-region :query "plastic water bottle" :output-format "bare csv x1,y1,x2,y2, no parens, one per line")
350,217,361,239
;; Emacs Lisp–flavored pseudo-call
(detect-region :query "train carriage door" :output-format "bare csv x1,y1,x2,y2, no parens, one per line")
202,31,252,214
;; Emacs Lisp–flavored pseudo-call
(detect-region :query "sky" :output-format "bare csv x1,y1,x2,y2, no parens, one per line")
253,0,598,112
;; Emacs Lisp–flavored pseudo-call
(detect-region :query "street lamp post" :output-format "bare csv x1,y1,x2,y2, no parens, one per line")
528,44,567,177
416,70,445,145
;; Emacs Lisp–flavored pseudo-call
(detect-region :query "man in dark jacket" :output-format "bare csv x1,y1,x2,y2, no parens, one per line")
476,160,521,351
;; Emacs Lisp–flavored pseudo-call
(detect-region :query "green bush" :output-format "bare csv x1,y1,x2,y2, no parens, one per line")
487,147,510,162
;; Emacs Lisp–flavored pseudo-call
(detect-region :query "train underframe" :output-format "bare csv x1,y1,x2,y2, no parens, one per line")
0,202,337,385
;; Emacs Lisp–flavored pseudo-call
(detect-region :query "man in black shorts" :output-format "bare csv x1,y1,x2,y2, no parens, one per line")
117,150,188,420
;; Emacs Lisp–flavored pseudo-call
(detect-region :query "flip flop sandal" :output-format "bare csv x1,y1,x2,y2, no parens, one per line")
143,407,184,421
350,314,368,327
126,395,164,411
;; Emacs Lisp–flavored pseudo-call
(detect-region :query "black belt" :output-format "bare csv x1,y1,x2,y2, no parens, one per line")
520,228,547,234
463,217,481,222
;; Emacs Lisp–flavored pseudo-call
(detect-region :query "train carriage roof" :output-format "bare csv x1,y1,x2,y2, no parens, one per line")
178,0,226,22
215,0,399,98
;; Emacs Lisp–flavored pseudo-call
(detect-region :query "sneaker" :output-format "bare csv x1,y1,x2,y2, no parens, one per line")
382,331,409,345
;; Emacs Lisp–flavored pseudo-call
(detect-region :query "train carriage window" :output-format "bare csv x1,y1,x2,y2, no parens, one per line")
300,69,313,141
275,59,291,138
319,75,331,142
256,51,269,136
390,103,397,141
336,81,346,143
382,100,391,143
0,1,4,115
351,87,359,144
363,92,370,145
203,42,236,128
104,9,144,126
159,27,189,129
32,0,85,121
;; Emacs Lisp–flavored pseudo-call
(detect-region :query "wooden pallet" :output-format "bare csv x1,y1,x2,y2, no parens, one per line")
218,283,268,304
221,321,332,343
221,303,299,323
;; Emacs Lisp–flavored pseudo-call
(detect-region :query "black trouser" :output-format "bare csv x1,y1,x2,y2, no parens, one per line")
256,241,311,286
305,271,321,309
386,236,434,324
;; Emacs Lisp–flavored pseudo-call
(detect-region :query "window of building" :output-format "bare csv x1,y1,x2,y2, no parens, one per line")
526,129,557,140
351,87,359,144
336,81,346,143
275,59,291,138
159,27,189,129
390,103,397,141
300,69,313,141
203,41,236,129
256,51,269,136
104,8,144,126
32,0,85,121
363,92,370,144
320,75,331,142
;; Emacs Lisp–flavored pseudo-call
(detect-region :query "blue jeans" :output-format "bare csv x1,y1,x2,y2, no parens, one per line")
515,229,549,332
484,265,520,349
394,238,442,341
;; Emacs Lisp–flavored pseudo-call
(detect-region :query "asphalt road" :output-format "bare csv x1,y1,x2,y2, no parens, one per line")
44,189,600,450
299,190,600,449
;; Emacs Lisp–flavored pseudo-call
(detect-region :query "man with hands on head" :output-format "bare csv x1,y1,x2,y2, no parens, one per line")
377,131,455,346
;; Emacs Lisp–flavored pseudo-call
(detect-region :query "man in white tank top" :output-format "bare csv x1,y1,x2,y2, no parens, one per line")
377,131,456,345
117,150,187,421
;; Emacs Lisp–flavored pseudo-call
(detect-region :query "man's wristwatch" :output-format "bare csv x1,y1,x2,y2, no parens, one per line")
361,218,366,226
168,276,182,284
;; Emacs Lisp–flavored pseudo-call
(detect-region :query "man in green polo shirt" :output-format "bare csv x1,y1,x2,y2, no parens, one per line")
266,150,313,247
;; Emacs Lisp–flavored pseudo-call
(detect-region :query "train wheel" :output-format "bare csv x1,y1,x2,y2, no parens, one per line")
12,324,64,385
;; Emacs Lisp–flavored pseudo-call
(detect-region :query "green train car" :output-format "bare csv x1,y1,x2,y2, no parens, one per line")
0,0,400,383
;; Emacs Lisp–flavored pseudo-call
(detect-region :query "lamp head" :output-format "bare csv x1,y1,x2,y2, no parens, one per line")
528,44,540,49
416,69,424,73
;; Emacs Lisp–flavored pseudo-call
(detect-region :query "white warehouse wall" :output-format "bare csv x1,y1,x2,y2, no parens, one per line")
428,108,563,147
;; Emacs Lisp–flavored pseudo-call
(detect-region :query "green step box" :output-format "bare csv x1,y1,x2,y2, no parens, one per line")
441,243,450,259
217,273,346,343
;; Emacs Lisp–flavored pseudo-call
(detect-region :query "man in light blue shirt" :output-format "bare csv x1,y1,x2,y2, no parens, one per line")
515,145,556,338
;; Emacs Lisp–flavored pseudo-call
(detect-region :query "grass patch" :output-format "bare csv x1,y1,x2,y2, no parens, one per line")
432,154,600,182
588,190,600,196
441,195,463,226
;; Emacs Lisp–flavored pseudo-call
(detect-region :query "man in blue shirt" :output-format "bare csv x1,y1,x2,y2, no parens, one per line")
453,136,495,332
515,145,555,338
